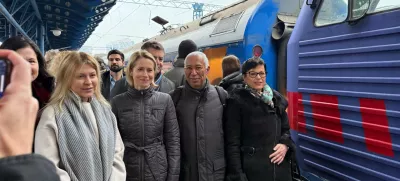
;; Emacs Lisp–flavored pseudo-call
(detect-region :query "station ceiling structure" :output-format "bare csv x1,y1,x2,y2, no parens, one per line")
0,0,117,52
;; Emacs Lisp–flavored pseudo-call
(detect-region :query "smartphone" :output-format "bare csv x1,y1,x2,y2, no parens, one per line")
0,59,11,98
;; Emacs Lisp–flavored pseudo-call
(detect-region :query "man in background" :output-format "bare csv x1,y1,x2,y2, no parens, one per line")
101,49,125,101
219,55,243,93
164,39,197,88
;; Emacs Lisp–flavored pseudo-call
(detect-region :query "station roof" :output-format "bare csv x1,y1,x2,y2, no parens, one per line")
0,0,116,50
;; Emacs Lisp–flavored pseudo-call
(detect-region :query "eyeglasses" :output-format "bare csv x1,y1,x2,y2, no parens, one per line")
246,71,266,78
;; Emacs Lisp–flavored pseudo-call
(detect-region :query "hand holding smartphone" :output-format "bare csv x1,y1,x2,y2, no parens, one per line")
0,50,38,158
0,59,11,98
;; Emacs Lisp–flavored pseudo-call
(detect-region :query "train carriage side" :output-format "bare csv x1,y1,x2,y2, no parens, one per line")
121,0,300,94
160,1,264,86
288,0,400,180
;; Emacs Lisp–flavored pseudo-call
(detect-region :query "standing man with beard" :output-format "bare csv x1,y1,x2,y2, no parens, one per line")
110,41,175,98
101,49,125,101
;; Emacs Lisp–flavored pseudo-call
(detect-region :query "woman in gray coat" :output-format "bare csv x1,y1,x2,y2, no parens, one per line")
111,50,180,181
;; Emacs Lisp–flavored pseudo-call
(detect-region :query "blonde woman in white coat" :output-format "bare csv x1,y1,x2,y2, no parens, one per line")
34,51,126,181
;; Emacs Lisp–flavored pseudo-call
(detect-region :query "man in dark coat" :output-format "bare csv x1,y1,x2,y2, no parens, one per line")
110,41,175,98
101,49,125,101
170,51,227,181
164,39,197,88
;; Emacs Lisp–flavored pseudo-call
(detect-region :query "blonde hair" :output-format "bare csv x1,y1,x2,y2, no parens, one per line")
47,51,108,110
47,51,70,77
125,50,158,87
45,49,59,63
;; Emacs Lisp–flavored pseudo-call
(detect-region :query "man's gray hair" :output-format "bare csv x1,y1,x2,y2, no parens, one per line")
184,51,209,67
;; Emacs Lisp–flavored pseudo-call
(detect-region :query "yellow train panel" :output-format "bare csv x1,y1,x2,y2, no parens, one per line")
203,47,227,85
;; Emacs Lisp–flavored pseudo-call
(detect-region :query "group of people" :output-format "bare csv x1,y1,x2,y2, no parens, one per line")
0,36,295,181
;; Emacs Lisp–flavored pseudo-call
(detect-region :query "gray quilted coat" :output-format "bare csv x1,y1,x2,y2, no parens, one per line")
111,87,180,181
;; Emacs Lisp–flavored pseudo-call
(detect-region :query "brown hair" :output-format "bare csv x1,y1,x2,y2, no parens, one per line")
125,50,158,87
222,55,240,78
141,41,164,52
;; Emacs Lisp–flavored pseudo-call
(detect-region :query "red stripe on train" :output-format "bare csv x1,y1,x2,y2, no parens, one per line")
287,92,306,133
287,92,297,131
310,94,344,143
359,98,394,157
298,93,307,133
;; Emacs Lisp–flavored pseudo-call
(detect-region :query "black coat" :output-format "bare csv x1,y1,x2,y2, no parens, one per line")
224,88,294,181
169,82,227,181
111,87,180,181
0,154,60,181
101,71,112,101
219,71,244,94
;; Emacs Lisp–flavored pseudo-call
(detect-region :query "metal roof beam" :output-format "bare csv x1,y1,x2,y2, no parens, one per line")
20,13,35,27
19,1,30,22
11,0,29,16
0,2,30,40
10,0,20,13
25,21,37,35
30,0,42,21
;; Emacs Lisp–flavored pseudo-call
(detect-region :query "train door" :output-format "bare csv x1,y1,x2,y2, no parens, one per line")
288,0,400,180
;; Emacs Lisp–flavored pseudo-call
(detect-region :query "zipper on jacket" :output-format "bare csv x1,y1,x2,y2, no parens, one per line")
141,91,145,181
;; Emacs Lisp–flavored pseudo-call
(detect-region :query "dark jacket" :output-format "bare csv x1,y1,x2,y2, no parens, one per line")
0,154,60,181
110,76,175,99
111,87,180,181
164,58,185,88
218,71,244,94
101,71,112,100
224,88,294,181
169,81,227,181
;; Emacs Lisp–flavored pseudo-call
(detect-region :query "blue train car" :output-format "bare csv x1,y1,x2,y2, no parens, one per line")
288,0,400,180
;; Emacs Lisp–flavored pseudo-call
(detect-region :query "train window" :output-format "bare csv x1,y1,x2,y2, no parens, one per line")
314,0,348,27
210,12,243,36
368,0,400,13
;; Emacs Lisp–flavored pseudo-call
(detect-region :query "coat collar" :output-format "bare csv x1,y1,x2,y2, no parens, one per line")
127,86,154,99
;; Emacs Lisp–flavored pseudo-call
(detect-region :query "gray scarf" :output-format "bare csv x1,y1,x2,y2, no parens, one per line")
55,91,116,181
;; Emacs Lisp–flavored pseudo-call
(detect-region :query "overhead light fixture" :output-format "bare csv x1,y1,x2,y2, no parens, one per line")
51,27,63,36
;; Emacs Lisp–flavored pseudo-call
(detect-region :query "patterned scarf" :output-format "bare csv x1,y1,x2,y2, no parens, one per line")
245,84,274,108
55,91,116,181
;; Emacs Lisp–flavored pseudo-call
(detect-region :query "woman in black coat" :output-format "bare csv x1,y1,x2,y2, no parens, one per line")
111,50,180,181
224,57,294,181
